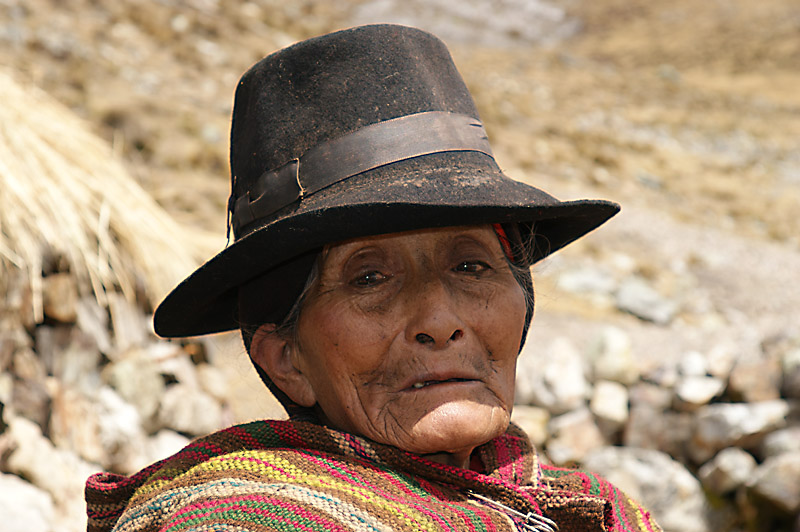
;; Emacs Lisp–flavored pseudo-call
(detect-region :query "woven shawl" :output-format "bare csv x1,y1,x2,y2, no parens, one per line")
85,420,661,532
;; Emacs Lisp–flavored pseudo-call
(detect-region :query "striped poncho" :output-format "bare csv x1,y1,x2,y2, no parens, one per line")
85,420,661,532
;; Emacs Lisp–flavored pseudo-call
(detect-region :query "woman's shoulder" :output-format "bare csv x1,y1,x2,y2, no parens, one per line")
85,419,318,532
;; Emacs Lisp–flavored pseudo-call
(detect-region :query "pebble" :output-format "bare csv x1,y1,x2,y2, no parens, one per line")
511,405,550,448
0,472,55,532
588,326,639,385
728,354,782,402
546,407,606,465
690,400,790,463
616,276,679,325
760,426,800,459
589,379,629,434
674,375,725,411
42,273,78,323
158,382,224,437
698,447,757,495
516,336,589,415
747,451,800,514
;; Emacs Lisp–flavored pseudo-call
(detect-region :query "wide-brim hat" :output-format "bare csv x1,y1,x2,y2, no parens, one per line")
154,24,619,338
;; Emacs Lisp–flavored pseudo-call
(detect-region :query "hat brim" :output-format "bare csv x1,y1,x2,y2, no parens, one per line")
154,153,619,337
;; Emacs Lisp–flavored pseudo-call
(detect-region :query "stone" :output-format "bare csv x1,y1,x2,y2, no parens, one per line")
144,429,190,464
11,376,51,431
41,273,78,323
0,472,55,532
95,386,149,473
728,354,782,402
781,347,800,399
760,426,800,459
582,446,711,532
49,328,102,395
629,381,672,410
624,403,694,464
642,360,679,388
158,382,223,437
104,349,165,424
589,380,628,436
616,276,679,325
588,326,639,385
546,407,606,466
516,336,589,415
673,375,725,411
108,291,149,354
705,343,738,381
747,451,800,514
511,405,550,448
76,296,112,354
698,447,758,495
677,350,708,377
152,344,200,389
197,363,230,402
557,267,617,296
690,400,790,463
49,384,106,465
3,415,100,516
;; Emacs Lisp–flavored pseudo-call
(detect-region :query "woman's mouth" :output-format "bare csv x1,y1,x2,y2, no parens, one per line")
410,378,473,389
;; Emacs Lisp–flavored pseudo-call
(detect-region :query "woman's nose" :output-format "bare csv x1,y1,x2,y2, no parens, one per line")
405,279,465,348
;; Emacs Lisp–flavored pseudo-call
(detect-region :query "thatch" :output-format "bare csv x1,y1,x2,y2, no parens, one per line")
0,68,218,322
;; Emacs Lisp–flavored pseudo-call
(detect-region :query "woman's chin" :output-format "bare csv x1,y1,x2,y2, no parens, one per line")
399,400,510,459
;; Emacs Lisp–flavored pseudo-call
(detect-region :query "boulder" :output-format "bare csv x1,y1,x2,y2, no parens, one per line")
747,451,800,515
516,336,589,415
0,472,55,532
624,403,694,464
41,273,78,323
589,379,629,436
546,407,606,466
95,386,149,473
673,375,725,411
781,347,800,399
511,405,550,448
103,348,165,424
588,326,639,385
158,382,223,437
677,350,709,377
760,426,800,459
728,354,782,402
616,276,679,325
690,400,789,464
2,415,100,521
582,446,711,532
107,292,150,355
698,447,757,495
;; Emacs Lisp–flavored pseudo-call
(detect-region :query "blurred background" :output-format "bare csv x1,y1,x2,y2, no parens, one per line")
0,1,798,531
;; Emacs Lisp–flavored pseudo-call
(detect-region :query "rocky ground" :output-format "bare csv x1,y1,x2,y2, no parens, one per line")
0,1,798,531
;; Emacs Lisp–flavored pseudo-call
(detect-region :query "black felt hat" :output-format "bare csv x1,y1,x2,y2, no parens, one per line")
153,24,619,338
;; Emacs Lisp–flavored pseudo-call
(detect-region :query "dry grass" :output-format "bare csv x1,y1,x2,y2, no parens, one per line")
0,68,217,322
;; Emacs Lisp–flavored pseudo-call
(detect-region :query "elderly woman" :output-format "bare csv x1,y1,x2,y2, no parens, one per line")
86,25,661,532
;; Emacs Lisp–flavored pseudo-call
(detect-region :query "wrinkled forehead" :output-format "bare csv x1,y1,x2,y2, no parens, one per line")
317,224,503,264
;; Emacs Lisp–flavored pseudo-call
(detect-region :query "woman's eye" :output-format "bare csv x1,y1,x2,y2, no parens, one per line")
353,271,387,286
454,261,490,274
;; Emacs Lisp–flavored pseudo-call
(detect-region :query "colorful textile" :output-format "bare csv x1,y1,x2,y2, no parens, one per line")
86,420,661,532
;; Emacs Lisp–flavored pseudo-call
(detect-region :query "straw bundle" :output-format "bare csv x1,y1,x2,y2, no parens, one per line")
0,68,218,322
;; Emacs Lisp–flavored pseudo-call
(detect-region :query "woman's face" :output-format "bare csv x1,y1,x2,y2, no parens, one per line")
269,225,528,463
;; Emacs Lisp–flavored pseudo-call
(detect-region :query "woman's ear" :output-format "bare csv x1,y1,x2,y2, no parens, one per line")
250,324,317,407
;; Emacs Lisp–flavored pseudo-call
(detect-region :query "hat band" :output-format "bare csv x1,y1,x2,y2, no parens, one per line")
232,111,494,235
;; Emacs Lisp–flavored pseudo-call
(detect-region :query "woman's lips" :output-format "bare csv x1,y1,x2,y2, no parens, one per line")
405,376,479,391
